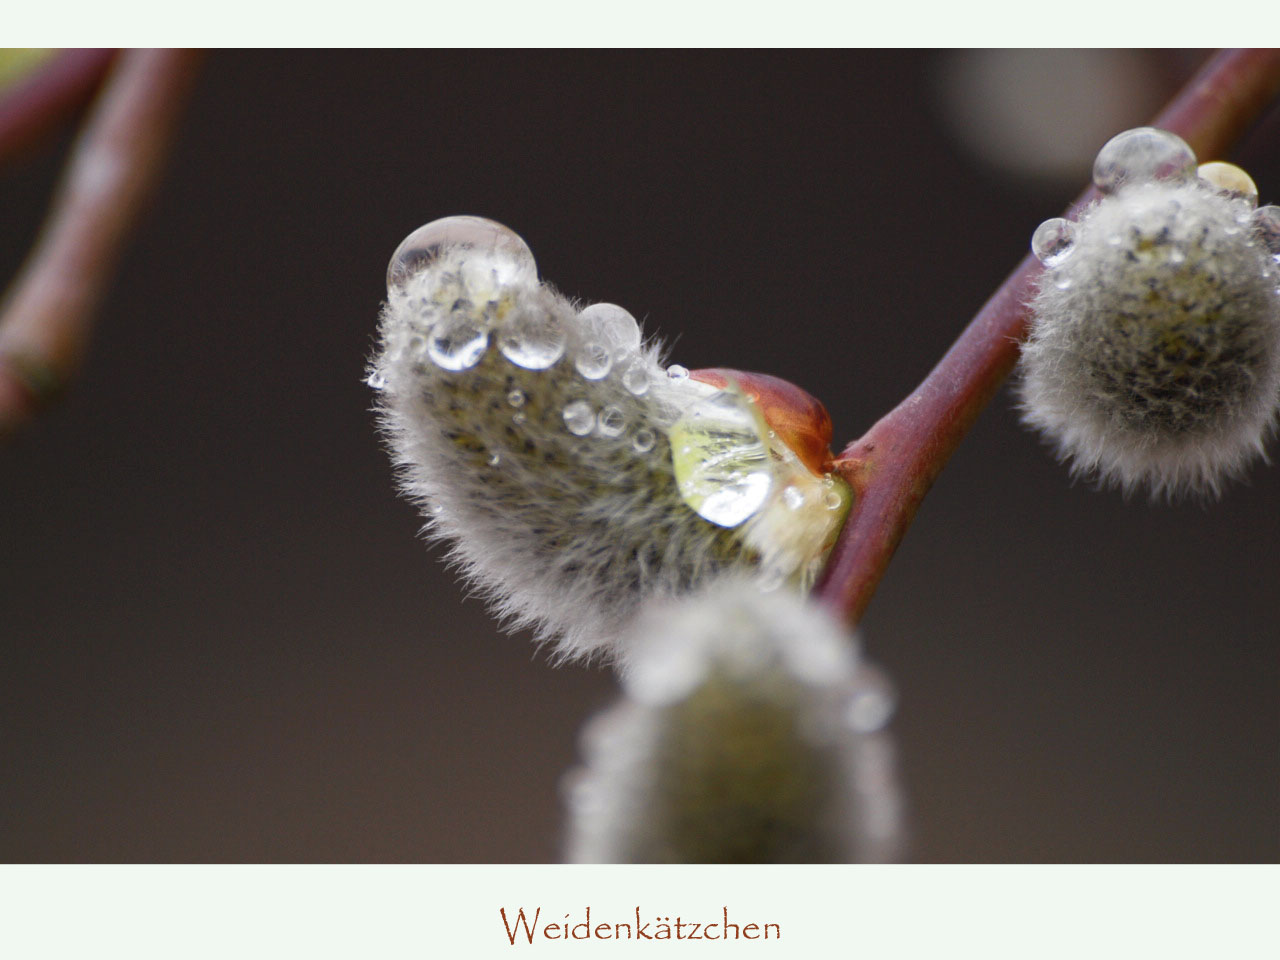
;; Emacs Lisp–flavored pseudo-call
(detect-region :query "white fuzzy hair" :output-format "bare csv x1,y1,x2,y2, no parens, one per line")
563,578,904,863
372,245,768,663
1019,179,1280,499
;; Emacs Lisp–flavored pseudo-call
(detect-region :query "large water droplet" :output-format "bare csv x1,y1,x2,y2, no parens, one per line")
668,389,774,528
1197,161,1258,206
1031,217,1076,267
632,427,656,453
562,400,595,436
597,405,625,438
621,361,650,396
366,371,386,391
384,217,535,295
427,310,488,371
578,302,641,355
575,343,613,380
1092,127,1196,193
387,216,537,292
1252,205,1280,260
499,307,566,369
667,364,689,381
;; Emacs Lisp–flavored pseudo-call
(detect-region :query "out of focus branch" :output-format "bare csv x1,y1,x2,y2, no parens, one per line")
0,49,203,438
0,49,116,171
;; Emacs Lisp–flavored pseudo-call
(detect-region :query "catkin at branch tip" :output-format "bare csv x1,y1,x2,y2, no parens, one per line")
369,217,849,662
1020,129,1280,499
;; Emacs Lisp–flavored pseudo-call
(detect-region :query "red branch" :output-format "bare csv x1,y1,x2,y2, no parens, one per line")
0,49,203,436
814,49,1280,627
0,49,117,171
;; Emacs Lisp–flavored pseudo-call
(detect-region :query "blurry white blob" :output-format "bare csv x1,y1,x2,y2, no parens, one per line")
936,50,1166,187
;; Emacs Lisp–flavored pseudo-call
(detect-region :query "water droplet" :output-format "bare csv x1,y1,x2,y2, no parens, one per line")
783,486,805,510
426,312,488,371
1054,277,1073,291
1092,127,1196,193
632,428,656,453
499,307,566,369
1197,161,1258,206
621,361,650,395
507,389,525,407
487,452,501,467
846,664,896,733
512,412,527,425
575,342,613,380
668,389,773,528
667,364,689,381
1031,217,1076,267
1252,205,1280,260
387,215,537,292
366,371,386,390
823,489,843,510
562,400,595,436
597,405,625,437
578,302,641,354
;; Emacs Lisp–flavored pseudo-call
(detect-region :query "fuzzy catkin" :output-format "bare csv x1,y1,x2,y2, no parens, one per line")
372,245,761,662
564,579,903,863
1020,180,1280,497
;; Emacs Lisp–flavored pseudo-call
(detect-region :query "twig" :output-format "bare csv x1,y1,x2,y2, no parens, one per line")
814,48,1280,627
0,49,117,171
0,49,203,437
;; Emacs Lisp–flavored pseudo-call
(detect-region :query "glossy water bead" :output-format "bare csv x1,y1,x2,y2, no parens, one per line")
1091,127,1196,194
426,310,488,371
1197,161,1258,205
1031,217,1076,267
597,405,626,438
621,361,650,395
386,215,537,292
579,302,642,354
562,400,596,436
499,305,567,370
669,389,774,528
575,342,613,380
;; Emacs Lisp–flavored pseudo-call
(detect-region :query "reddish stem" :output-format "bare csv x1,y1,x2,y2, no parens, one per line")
0,49,203,436
0,49,117,171
814,48,1280,627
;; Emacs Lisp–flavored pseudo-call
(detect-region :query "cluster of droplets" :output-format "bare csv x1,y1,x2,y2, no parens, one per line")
375,216,849,552
374,216,684,467
1031,127,1280,277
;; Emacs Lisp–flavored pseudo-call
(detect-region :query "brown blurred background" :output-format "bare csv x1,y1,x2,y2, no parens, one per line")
1,50,1276,862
